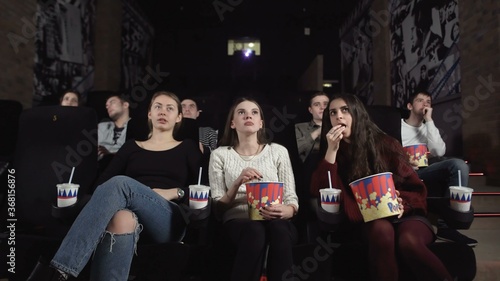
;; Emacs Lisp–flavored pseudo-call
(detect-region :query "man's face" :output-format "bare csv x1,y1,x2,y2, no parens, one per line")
106,96,128,121
181,99,199,119
309,95,329,122
408,93,432,116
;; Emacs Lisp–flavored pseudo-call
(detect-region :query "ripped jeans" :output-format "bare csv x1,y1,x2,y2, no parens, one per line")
51,176,187,280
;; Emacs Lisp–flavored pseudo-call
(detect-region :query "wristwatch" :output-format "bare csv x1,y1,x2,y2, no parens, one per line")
176,188,185,199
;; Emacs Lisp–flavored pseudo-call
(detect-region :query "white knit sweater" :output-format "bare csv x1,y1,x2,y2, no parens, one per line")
209,143,299,223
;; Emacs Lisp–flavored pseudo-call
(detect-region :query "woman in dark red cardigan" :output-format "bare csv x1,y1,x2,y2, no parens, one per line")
310,94,453,281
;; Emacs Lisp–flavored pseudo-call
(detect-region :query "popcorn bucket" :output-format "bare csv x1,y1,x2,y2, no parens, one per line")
245,182,283,220
349,172,400,222
403,143,429,167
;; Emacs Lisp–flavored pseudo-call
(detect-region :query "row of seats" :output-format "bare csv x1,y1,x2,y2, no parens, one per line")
0,100,476,280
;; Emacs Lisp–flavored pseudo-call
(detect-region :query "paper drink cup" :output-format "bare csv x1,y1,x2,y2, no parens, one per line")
57,183,79,207
189,185,210,209
320,188,342,213
349,172,400,222
449,186,473,212
245,181,283,220
403,143,429,167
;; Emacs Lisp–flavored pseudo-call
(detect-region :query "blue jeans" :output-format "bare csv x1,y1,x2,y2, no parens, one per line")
50,176,187,280
417,157,469,197
417,158,469,229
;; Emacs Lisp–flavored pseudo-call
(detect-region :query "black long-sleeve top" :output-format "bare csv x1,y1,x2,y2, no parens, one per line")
95,139,202,203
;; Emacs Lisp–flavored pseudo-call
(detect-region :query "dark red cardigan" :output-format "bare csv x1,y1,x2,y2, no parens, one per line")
310,136,428,223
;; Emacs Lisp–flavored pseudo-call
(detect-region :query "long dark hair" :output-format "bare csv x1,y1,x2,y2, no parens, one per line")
219,97,268,147
147,91,182,139
319,94,399,182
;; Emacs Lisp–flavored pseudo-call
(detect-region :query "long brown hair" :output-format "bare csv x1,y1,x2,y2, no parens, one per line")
147,91,182,139
219,97,268,147
319,94,399,182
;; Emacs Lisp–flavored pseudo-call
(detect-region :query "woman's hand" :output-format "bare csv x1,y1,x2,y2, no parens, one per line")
259,204,295,220
326,125,345,153
324,125,345,164
409,159,419,170
395,190,404,218
223,168,263,203
235,167,263,187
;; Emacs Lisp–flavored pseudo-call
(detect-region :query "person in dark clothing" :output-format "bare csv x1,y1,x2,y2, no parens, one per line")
310,94,454,281
47,91,201,280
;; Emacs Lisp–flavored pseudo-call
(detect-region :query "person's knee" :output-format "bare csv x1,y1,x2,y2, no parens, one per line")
452,158,469,173
268,220,294,242
241,222,266,247
106,210,137,234
366,221,394,248
95,175,130,195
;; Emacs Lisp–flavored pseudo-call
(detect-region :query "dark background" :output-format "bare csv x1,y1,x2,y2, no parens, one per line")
135,0,360,98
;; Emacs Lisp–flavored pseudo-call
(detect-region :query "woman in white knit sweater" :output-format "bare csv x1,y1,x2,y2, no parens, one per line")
209,97,299,281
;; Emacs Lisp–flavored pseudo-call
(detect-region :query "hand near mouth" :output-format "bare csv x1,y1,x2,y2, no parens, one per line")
326,125,346,152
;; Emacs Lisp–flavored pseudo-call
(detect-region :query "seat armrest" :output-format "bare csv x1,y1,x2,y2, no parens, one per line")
180,198,212,230
187,198,211,221
51,194,91,224
441,205,474,229
427,197,474,229
314,198,345,232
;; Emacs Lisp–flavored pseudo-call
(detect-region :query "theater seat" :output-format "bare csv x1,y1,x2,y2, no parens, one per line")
311,104,476,281
0,105,98,280
13,105,98,235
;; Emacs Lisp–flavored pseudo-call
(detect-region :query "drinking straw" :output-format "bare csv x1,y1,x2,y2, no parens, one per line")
328,171,332,189
458,170,461,187
198,167,202,185
68,167,75,184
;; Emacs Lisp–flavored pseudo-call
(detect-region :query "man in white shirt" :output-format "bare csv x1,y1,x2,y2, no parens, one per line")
402,90,477,246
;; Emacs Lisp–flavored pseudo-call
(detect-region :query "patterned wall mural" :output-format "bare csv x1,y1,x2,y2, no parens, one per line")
389,0,460,107
340,0,374,105
33,0,95,106
121,0,154,90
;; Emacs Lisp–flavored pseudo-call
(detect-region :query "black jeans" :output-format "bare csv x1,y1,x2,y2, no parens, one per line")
224,219,298,281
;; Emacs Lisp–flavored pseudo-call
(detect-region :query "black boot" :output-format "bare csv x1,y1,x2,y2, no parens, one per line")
26,257,69,281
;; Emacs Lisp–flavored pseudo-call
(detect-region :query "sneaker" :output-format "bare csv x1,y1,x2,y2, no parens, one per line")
436,228,478,247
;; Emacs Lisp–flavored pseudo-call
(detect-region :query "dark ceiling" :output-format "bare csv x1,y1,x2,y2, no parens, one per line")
135,0,361,96
137,0,360,30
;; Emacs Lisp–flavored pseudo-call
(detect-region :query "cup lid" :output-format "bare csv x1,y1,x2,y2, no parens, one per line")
320,188,341,193
57,183,80,187
449,186,473,192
